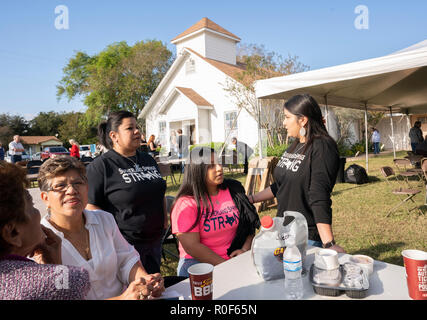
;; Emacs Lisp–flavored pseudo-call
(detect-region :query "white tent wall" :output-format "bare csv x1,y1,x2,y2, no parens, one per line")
320,106,339,141
376,114,411,151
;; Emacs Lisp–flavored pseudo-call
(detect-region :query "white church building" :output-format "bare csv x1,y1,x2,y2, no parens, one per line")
138,18,259,153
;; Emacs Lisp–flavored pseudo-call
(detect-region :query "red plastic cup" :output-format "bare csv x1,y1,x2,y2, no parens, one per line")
188,263,214,300
402,249,427,300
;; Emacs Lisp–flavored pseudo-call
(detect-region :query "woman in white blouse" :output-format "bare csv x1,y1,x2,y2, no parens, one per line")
37,156,165,300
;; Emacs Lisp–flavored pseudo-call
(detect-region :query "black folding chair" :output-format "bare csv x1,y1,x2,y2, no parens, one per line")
161,196,179,260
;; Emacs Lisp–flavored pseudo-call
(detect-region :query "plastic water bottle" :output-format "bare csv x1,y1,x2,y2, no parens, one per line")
283,244,304,300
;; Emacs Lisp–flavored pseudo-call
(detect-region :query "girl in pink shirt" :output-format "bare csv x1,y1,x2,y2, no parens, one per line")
171,147,260,277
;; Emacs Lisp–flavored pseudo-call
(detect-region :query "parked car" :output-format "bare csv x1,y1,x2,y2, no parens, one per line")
4,150,31,163
32,152,42,161
41,146,70,160
79,145,93,158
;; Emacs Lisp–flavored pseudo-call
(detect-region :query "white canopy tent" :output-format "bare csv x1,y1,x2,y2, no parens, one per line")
254,40,427,172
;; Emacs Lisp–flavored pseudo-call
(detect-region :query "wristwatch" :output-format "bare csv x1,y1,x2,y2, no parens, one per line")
322,239,336,248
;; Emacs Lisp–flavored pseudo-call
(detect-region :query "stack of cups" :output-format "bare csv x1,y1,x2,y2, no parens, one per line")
314,249,340,270
402,249,427,300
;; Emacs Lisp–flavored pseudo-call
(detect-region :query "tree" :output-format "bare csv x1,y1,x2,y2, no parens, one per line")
0,113,29,149
58,112,98,146
57,40,173,127
224,43,309,147
28,111,65,137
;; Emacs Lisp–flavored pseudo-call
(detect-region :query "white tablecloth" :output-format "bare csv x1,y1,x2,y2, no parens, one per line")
164,246,410,300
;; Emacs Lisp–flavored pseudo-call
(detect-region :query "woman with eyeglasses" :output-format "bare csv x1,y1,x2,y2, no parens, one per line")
0,161,90,300
86,111,167,275
38,156,164,300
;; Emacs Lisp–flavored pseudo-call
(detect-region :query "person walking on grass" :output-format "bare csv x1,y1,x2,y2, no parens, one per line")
371,128,381,156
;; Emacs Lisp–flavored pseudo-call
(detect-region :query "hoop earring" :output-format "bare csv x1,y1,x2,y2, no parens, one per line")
299,126,306,137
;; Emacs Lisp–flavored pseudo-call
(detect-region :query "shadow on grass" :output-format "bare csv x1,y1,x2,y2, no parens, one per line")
352,242,406,266
332,176,382,196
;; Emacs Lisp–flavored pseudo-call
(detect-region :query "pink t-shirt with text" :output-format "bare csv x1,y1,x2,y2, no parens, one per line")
171,188,239,260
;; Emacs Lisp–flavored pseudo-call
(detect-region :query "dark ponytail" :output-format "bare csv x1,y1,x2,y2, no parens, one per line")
97,110,135,150
284,94,334,152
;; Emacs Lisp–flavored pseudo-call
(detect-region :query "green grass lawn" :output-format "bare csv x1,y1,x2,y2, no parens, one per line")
161,151,427,276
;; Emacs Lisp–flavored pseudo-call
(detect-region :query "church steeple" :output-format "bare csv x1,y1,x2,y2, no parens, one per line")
171,17,240,65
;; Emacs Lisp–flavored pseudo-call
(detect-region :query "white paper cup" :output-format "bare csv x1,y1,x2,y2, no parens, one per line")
350,254,374,275
314,249,339,270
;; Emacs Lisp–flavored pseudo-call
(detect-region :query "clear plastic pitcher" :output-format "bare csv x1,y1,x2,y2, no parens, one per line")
251,216,286,281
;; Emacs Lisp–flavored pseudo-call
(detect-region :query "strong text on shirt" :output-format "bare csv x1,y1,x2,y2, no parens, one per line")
118,166,162,183
276,152,306,172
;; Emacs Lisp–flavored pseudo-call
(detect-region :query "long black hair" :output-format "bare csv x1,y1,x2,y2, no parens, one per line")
171,147,221,232
98,110,135,149
284,94,335,153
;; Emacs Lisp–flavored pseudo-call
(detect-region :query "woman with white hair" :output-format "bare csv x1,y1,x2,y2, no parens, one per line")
69,139,80,159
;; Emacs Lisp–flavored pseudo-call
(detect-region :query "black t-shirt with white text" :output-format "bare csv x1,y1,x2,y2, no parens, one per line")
86,149,167,245
270,137,339,242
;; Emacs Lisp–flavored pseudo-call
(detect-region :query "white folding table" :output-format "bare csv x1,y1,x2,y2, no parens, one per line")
163,246,411,300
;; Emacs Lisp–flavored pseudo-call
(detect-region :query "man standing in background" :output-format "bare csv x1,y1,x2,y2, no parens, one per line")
231,137,254,174
8,135,25,163
0,142,4,161
177,129,189,173
409,121,424,153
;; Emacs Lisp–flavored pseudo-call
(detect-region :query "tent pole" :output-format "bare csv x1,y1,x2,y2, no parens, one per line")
364,103,369,173
324,95,329,132
389,106,396,159
257,99,263,160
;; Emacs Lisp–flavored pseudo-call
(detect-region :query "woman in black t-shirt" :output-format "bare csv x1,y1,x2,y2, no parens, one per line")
249,94,345,253
139,133,149,153
86,111,167,274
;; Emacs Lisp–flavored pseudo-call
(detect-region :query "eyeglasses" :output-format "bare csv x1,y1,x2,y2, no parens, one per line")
47,180,86,193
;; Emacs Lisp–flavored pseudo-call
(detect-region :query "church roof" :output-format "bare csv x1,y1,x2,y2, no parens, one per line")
175,87,213,106
171,17,241,42
184,48,247,83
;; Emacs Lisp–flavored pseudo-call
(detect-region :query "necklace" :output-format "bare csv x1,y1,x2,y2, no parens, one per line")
49,218,91,260
124,154,139,169
211,191,220,205
293,143,306,154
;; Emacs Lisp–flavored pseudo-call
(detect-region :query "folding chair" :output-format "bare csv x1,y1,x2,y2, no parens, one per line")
393,158,423,187
421,158,427,205
27,160,43,168
161,195,179,260
158,162,177,185
26,161,41,188
380,166,423,217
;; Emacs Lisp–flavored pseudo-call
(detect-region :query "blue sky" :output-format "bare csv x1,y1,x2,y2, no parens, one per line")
1,0,426,119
